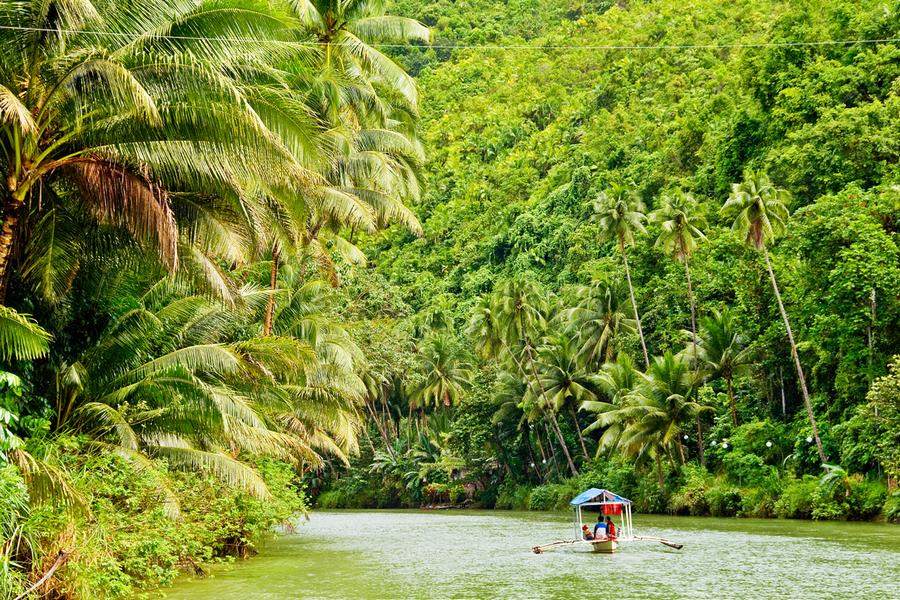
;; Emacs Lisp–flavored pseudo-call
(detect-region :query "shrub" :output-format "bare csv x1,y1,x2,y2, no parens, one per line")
884,491,900,522
774,476,818,519
846,479,886,520
669,465,712,516
527,484,558,511
495,481,531,510
708,485,743,517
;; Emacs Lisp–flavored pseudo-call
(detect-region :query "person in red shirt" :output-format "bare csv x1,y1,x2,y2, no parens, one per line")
605,516,617,539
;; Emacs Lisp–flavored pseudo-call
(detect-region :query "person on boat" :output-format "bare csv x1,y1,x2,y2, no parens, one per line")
605,516,617,539
581,524,594,540
592,514,607,539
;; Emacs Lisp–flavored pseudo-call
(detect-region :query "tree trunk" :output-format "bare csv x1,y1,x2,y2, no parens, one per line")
727,375,737,426
263,244,280,336
695,418,705,466
763,249,826,463
621,241,650,368
365,398,393,456
0,199,23,299
685,256,704,465
655,453,665,488
568,403,590,460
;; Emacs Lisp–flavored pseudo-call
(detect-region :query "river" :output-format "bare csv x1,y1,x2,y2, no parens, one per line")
165,510,900,599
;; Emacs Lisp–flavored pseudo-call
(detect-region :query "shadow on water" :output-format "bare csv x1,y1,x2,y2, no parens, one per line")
165,510,900,600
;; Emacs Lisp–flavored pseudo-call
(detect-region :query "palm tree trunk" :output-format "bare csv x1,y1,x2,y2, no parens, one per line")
621,242,650,368
263,243,280,336
526,344,579,477
0,197,24,299
655,453,665,488
763,248,826,463
568,404,590,460
684,256,705,465
727,375,737,426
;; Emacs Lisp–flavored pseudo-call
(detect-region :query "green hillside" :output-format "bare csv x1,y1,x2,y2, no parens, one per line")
323,0,900,514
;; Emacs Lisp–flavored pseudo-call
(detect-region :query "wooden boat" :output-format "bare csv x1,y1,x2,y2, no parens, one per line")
569,488,634,554
533,488,683,554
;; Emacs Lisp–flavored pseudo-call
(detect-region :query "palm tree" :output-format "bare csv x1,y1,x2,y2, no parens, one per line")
407,333,473,408
650,190,707,356
688,309,754,426
0,0,319,298
292,0,431,120
721,171,826,463
581,353,640,456
620,352,706,484
561,278,635,368
593,184,650,367
535,334,600,459
489,276,579,476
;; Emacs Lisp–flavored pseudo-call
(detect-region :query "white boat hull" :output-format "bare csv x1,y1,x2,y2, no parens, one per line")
574,539,619,553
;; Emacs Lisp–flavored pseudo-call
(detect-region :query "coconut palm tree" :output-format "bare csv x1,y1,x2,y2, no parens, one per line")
534,334,601,459
407,333,473,408
618,352,706,482
650,190,707,356
688,309,754,426
721,171,826,463
561,278,635,368
290,0,430,120
0,0,320,298
491,276,579,476
581,353,640,456
593,184,650,368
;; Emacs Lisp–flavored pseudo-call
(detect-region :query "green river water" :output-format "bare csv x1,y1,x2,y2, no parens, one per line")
165,510,900,599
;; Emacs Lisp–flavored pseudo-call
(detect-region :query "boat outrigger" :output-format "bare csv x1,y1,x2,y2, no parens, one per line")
532,488,683,554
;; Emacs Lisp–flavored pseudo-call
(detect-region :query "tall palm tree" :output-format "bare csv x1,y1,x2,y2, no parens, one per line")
721,171,826,463
651,190,708,461
650,190,707,355
407,333,473,408
490,276,579,476
561,278,635,369
688,309,754,426
593,184,650,367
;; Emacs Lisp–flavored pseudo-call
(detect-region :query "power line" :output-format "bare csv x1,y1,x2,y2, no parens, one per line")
1,23,899,51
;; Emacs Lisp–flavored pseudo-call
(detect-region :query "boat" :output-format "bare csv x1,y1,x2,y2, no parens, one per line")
569,488,634,554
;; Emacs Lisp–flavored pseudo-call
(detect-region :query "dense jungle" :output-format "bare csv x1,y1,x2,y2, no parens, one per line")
1,0,899,597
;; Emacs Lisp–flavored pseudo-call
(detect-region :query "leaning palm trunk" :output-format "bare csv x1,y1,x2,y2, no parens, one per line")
525,344,579,477
621,240,650,368
263,244,280,336
764,249,826,463
568,404,590,460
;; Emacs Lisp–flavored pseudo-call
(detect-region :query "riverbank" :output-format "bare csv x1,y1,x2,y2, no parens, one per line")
316,457,900,523
2,443,307,599
165,510,900,599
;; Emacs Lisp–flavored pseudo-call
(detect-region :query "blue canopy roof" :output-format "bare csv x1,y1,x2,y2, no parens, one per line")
569,488,632,506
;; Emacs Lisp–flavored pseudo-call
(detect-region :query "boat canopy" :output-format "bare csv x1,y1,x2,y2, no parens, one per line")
569,488,632,506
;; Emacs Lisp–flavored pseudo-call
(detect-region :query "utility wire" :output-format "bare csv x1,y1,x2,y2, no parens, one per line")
0,23,899,51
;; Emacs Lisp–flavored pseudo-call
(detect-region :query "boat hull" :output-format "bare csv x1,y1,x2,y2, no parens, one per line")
574,539,619,553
